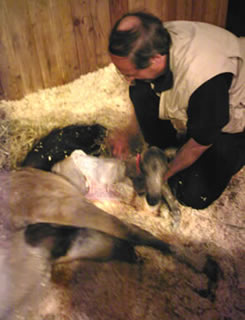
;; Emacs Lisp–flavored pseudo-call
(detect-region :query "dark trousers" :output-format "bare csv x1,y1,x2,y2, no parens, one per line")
130,81,245,209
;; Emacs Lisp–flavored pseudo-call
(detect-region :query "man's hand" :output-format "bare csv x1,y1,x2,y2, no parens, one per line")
108,131,130,160
108,111,140,160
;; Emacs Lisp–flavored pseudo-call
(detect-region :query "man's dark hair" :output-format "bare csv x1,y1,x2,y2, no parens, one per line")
109,12,171,69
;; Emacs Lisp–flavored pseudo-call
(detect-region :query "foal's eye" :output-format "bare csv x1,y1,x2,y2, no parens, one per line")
151,163,158,172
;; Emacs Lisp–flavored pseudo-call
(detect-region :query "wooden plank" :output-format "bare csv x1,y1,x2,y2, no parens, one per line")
161,0,177,21
48,0,80,84
90,0,111,68
0,0,23,100
176,0,193,21
128,0,145,12
26,0,64,89
144,0,164,17
70,0,97,74
2,0,43,98
160,0,172,22
109,0,128,27
202,0,218,24
201,0,228,26
191,0,205,22
0,79,4,100
215,0,229,27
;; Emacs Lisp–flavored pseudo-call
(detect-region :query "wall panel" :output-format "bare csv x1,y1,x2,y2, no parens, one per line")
70,0,97,74
0,1,24,99
0,0,229,100
47,0,80,84
109,0,129,27
27,0,60,89
90,0,111,68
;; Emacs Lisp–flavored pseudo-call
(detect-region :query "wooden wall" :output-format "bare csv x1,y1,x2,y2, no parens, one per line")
0,0,229,100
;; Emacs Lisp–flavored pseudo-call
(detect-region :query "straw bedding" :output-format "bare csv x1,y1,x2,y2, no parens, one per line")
0,64,244,320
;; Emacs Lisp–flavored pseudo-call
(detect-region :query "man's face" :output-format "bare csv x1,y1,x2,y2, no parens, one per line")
110,54,167,84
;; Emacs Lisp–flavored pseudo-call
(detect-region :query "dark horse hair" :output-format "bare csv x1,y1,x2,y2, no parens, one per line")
109,11,171,69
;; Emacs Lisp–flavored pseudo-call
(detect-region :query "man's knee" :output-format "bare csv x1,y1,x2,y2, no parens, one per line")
168,171,227,210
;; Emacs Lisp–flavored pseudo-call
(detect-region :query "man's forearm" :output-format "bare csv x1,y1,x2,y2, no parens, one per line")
163,138,212,181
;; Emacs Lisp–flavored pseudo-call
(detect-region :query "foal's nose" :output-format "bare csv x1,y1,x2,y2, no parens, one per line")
146,194,161,206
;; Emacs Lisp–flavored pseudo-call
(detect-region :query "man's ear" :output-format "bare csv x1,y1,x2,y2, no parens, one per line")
150,54,166,66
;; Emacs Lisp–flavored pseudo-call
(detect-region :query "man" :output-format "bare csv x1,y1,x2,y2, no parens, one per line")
108,12,245,209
